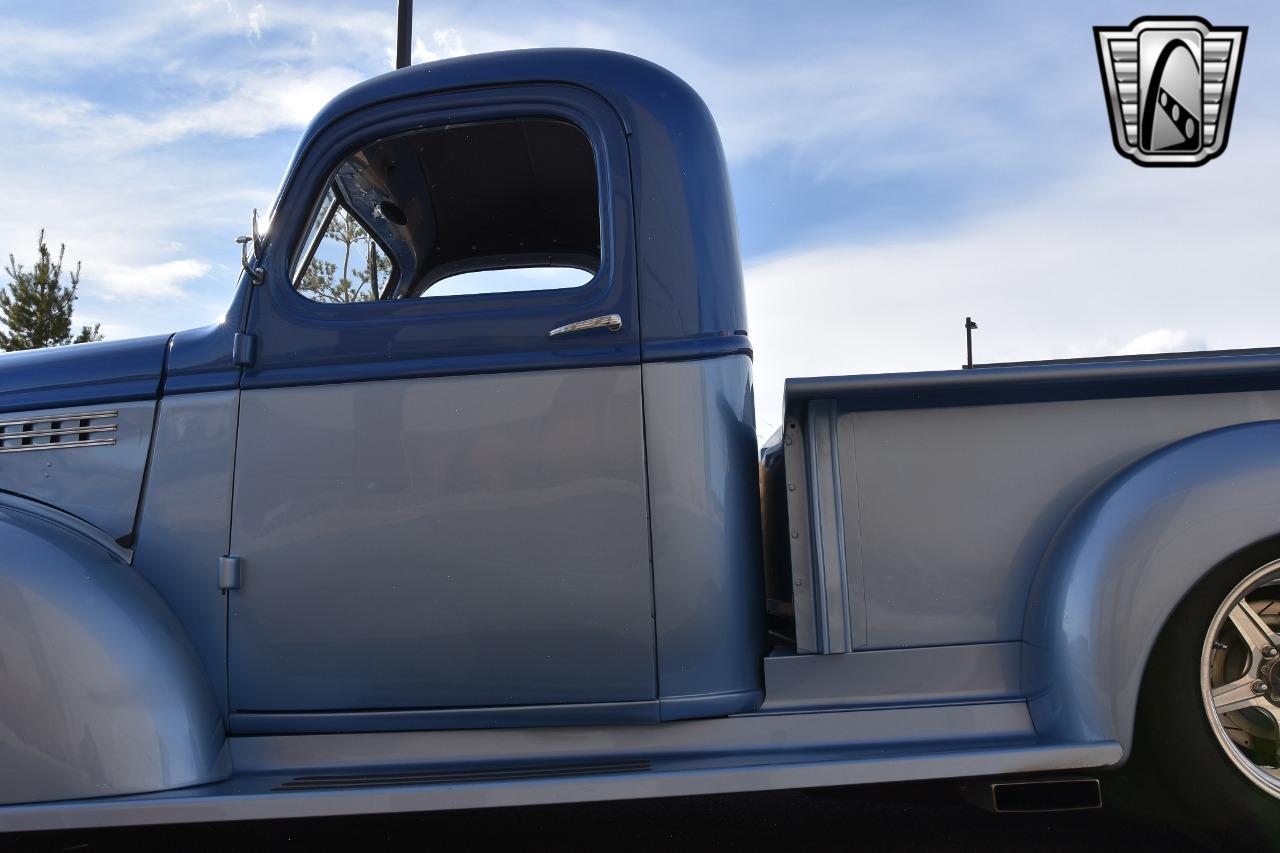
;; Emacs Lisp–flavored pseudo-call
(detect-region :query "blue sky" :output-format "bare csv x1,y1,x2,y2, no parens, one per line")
1,1,1277,436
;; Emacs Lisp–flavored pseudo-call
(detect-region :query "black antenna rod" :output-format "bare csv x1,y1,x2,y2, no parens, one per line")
396,0,414,69
964,316,978,369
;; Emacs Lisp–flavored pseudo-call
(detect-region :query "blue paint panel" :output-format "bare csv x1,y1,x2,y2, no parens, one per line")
254,49,747,381
787,352,1280,411
642,356,765,715
165,319,243,395
642,334,753,363
244,85,639,388
0,335,169,414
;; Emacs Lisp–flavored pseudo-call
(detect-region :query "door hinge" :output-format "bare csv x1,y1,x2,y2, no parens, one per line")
218,555,242,592
232,332,257,367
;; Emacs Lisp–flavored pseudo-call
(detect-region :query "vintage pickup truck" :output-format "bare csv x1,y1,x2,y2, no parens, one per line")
2,48,1279,846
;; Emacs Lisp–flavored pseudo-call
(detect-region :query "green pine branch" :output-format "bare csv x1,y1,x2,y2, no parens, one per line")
0,230,103,352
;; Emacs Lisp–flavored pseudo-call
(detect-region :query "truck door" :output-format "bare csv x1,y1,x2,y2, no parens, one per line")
226,89,656,728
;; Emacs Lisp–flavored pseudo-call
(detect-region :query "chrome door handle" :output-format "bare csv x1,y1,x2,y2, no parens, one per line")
548,314,623,338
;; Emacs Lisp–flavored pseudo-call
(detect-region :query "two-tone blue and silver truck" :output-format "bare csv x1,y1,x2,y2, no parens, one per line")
3,48,1279,848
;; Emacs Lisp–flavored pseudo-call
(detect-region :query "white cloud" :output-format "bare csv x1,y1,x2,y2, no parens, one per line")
1118,329,1207,356
5,65,362,155
93,259,212,300
433,28,467,58
746,130,1280,438
94,321,145,340
246,4,266,40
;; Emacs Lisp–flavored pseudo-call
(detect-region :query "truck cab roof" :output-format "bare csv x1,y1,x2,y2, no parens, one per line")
278,48,750,362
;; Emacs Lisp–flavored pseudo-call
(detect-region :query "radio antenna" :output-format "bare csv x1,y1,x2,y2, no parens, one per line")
396,0,414,69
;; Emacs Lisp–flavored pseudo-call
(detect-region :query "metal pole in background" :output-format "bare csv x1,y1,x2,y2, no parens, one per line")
964,317,978,369
396,0,414,69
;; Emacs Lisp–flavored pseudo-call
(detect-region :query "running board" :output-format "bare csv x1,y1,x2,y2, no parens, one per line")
0,741,1120,833
0,702,1122,833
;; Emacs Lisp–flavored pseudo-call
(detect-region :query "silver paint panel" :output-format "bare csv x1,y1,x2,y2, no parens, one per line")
760,643,1022,712
0,505,228,805
132,392,240,716
641,355,765,718
0,400,155,541
234,701,1039,776
790,400,867,654
228,366,656,714
840,390,1280,647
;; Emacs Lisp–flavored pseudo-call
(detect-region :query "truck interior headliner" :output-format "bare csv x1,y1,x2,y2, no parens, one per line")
330,117,601,298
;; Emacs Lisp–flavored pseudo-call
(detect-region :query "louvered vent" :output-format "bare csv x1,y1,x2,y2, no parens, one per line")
0,410,118,454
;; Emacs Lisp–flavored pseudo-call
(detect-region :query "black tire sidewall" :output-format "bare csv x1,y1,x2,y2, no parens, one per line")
1133,547,1280,851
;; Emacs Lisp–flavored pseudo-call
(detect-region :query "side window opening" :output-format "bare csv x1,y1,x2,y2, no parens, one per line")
295,195,393,303
291,118,601,303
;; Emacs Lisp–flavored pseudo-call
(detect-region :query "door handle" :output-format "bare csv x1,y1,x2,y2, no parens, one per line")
548,314,623,338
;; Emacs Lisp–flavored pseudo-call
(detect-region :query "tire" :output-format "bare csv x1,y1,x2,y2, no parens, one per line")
1131,542,1280,852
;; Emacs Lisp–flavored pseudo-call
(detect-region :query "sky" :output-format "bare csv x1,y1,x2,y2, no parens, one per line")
0,1,1276,439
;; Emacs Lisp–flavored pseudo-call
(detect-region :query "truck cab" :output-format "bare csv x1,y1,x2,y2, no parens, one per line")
4,48,1280,843
223,50,762,728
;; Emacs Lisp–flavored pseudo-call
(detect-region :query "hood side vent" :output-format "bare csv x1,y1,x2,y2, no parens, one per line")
0,410,118,454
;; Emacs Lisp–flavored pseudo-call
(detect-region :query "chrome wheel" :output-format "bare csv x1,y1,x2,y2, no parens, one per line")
1201,558,1280,797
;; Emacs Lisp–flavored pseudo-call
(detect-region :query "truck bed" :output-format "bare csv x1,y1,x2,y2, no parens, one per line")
763,350,1280,653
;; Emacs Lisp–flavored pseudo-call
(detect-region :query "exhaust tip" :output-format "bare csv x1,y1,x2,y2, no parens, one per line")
964,778,1103,813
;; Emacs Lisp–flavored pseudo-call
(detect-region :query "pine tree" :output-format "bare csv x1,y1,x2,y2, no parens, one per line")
0,231,102,352
297,209,387,303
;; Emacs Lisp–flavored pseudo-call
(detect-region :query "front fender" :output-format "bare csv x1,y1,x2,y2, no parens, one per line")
1024,420,1280,755
0,500,228,806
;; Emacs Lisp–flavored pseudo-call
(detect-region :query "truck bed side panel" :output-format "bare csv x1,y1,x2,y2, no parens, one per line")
785,388,1280,649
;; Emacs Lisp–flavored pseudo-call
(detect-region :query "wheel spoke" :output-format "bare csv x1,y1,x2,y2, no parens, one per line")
1229,601,1279,652
1213,676,1272,715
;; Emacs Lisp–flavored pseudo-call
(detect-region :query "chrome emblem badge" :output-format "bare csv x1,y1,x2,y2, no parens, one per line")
1095,17,1246,166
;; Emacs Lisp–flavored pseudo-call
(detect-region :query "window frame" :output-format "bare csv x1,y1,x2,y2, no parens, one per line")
275,106,612,319
243,84,639,389
289,116,602,304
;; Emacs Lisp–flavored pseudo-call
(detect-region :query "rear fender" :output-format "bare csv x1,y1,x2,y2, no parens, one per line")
1024,420,1280,754
0,497,228,805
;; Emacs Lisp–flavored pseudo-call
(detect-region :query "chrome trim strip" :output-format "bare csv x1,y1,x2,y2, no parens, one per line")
0,424,117,441
0,409,119,453
0,409,117,428
0,438,118,454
